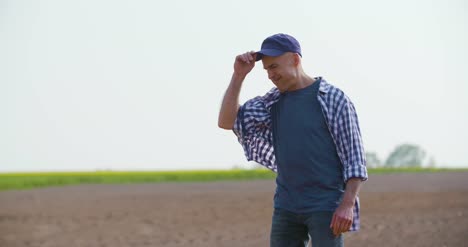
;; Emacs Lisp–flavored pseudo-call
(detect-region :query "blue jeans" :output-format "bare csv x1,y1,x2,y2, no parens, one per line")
270,208,344,247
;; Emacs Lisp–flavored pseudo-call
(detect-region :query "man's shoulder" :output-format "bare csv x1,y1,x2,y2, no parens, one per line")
244,87,280,108
319,78,348,101
263,87,280,100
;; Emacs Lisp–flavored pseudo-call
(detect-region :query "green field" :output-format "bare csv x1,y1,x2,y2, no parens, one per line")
0,167,467,191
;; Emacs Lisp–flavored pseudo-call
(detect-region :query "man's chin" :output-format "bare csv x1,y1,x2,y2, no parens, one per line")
272,81,282,88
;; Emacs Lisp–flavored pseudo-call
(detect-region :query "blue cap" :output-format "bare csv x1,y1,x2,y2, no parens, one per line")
255,33,302,61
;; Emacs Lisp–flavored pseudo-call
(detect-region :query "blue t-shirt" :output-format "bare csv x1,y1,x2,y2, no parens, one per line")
271,78,344,213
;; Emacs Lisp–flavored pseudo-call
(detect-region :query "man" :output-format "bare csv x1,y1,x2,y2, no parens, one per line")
218,33,368,247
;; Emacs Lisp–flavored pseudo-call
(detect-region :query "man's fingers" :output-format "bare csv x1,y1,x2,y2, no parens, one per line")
330,213,337,228
335,217,344,235
233,51,257,75
337,217,352,235
331,213,343,235
345,219,352,232
331,214,352,236
252,52,257,61
247,51,256,63
330,214,340,236
247,51,255,61
240,54,248,63
238,51,255,64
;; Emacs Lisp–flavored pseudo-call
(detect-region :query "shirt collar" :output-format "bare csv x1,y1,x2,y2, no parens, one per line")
268,76,329,103
316,77,330,94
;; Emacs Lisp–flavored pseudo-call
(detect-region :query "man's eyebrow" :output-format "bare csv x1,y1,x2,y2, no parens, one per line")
264,64,276,70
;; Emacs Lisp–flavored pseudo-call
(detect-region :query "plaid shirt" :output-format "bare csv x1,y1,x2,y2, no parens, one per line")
233,77,368,231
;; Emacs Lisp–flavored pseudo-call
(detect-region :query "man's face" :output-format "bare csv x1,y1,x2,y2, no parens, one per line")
261,52,297,92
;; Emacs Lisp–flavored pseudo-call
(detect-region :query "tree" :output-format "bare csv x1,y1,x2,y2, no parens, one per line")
365,152,381,168
384,143,426,167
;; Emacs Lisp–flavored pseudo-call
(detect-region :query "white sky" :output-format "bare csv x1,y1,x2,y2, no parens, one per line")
1,0,467,172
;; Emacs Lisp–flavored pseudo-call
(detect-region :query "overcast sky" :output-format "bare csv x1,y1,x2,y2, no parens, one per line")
1,0,467,172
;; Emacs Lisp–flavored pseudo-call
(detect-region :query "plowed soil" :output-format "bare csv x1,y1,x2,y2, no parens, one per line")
1,172,467,247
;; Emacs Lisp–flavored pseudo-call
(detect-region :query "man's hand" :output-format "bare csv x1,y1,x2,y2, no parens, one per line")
218,51,257,129
234,51,257,77
329,178,363,236
330,201,354,236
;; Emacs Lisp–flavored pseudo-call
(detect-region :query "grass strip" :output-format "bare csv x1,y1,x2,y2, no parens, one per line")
1,167,466,191
0,169,276,191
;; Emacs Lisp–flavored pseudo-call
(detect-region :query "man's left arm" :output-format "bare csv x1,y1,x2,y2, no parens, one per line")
330,98,368,236
330,178,364,236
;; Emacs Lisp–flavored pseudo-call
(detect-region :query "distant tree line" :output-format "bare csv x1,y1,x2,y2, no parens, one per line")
366,143,436,168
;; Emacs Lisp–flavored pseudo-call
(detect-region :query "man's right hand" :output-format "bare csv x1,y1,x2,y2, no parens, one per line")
218,51,256,130
234,51,257,77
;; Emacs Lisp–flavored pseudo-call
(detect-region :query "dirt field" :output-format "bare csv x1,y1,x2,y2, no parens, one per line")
1,172,467,247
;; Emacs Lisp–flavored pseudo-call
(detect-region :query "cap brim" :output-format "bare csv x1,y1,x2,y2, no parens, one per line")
255,49,286,61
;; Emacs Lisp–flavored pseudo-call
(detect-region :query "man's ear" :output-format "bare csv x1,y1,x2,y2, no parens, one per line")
293,53,301,66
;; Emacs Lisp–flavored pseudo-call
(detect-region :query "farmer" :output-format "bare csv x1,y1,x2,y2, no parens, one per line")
218,33,368,247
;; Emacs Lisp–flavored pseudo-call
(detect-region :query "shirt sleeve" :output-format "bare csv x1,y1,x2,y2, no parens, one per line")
234,99,269,135
233,88,277,142
336,98,368,182
232,88,278,171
